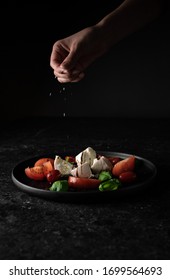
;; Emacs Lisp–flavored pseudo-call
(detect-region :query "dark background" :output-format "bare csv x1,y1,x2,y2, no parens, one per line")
1,1,170,122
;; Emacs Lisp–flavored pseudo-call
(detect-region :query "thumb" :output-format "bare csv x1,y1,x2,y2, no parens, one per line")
60,50,81,71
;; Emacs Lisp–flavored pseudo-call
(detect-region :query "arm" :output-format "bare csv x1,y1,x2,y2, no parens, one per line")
50,0,164,83
96,0,164,50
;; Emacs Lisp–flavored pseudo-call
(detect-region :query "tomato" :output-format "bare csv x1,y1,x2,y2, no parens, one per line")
112,156,136,177
25,166,46,181
107,157,121,166
46,169,61,183
119,171,137,183
34,157,54,167
68,176,101,190
43,160,54,176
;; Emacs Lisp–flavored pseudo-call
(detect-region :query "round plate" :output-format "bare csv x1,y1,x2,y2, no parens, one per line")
11,151,157,202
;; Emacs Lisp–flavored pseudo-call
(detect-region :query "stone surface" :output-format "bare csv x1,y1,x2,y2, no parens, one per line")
0,117,170,260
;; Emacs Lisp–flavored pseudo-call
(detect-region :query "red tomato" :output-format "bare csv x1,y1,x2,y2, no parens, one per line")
46,169,61,183
25,166,46,181
107,157,121,165
119,171,137,183
112,156,136,177
68,176,101,190
34,157,54,167
43,161,54,176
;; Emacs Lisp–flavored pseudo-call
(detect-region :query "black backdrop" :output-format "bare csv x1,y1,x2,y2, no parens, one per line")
1,1,170,121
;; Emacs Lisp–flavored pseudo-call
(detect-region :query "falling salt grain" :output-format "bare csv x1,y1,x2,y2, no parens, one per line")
49,92,52,97
63,112,66,117
60,87,66,94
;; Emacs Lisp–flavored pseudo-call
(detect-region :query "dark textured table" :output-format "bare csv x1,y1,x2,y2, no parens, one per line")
0,117,170,260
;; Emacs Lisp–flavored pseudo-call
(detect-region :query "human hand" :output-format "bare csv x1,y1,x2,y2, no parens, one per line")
50,26,107,83
50,0,163,83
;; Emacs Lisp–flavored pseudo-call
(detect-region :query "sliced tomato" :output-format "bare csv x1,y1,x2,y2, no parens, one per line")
25,166,46,181
112,156,136,177
43,160,54,176
68,176,101,190
34,157,54,167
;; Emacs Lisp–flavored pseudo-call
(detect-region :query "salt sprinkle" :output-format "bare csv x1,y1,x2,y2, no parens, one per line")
60,87,66,94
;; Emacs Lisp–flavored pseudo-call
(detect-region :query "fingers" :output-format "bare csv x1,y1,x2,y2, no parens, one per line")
50,41,84,83
57,72,85,83
53,66,85,83
59,49,80,71
50,43,68,69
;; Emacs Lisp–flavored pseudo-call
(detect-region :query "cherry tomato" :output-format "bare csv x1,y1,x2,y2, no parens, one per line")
68,176,101,190
112,156,136,177
46,169,61,183
25,166,46,181
34,157,54,167
119,171,137,183
107,157,121,165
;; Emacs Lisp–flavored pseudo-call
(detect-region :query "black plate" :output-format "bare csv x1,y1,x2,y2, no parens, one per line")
11,151,157,202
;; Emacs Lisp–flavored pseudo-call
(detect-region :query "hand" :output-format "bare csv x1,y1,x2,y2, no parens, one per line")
50,0,163,83
50,26,108,83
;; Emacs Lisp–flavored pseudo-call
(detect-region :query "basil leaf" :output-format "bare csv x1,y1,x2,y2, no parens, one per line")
99,178,121,192
98,171,112,181
50,180,68,192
